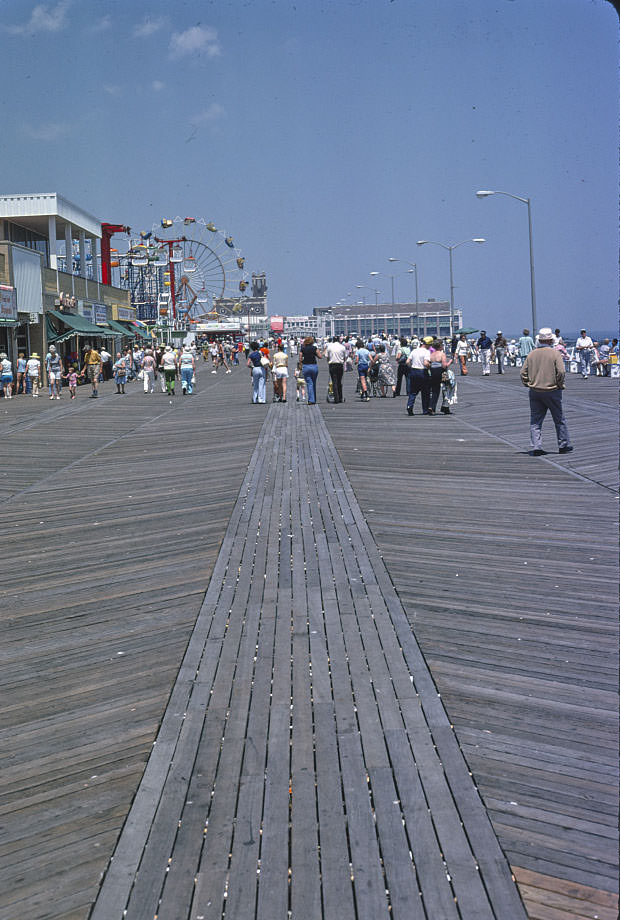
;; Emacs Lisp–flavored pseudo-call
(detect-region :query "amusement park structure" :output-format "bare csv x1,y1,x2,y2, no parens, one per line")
102,216,259,327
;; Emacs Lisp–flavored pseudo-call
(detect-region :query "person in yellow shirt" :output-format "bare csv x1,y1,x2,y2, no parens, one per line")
81,344,103,398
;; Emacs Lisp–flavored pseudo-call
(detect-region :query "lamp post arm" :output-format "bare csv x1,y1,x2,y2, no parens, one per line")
418,240,449,251
493,190,530,205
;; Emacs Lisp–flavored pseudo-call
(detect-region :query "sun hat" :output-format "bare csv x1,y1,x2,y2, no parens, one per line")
538,327,554,341
422,335,434,345
31,352,40,358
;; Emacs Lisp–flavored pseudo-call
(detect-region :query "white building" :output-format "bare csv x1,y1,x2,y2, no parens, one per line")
0,192,133,365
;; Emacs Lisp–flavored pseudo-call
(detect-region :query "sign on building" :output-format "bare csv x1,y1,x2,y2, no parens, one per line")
93,302,108,324
0,285,17,321
270,316,284,333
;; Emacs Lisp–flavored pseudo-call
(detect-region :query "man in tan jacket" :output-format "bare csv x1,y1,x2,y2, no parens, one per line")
520,327,573,455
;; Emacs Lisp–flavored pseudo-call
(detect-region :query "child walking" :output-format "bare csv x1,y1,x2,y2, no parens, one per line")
64,364,79,399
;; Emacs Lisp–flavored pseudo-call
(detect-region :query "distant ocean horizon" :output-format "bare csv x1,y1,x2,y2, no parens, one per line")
497,329,617,344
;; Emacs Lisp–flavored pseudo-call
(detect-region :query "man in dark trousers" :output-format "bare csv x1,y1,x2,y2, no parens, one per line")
476,330,493,375
493,330,508,373
520,327,573,456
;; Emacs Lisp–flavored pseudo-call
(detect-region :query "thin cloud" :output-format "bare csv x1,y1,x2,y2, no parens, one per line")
22,121,67,141
88,15,112,34
103,84,122,96
192,103,225,124
152,81,165,92
5,0,70,35
134,16,166,38
169,26,221,60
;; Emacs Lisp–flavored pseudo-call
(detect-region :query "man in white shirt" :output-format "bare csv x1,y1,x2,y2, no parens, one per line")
405,338,431,416
325,336,347,403
575,329,594,378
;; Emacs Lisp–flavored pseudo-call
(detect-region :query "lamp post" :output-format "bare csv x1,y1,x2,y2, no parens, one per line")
476,190,537,334
389,257,419,336
356,283,380,306
416,239,485,337
356,284,381,336
370,271,394,305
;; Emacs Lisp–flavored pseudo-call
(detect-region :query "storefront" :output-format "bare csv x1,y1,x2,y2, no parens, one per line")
45,309,120,371
193,321,243,348
110,305,151,343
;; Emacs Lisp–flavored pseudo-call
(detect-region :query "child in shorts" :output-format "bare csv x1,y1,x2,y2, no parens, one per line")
64,364,79,399
295,369,306,402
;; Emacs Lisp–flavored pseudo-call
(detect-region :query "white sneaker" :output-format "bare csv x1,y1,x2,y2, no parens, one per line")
211,370,217,374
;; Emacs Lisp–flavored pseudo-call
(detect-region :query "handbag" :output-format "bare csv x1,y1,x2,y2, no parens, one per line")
260,356,270,367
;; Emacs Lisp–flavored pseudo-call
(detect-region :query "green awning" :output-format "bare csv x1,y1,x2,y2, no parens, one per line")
46,309,113,345
118,320,151,339
106,319,136,338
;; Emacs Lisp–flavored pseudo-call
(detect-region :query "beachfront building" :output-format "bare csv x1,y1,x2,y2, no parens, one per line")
314,300,463,340
0,193,136,367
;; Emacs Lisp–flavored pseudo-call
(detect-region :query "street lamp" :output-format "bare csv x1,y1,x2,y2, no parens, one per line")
476,189,537,333
356,284,380,306
370,271,394,305
416,239,485,337
389,257,419,335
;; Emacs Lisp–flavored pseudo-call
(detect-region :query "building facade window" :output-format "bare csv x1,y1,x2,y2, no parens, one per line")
8,222,49,262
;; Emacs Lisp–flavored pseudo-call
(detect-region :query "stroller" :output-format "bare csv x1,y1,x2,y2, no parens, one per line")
367,362,381,397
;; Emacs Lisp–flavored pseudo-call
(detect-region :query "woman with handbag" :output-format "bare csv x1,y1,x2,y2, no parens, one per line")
247,341,267,403
454,334,470,375
299,336,323,405
427,338,453,414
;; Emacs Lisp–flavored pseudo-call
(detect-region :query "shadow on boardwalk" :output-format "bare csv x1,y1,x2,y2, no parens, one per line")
0,368,617,920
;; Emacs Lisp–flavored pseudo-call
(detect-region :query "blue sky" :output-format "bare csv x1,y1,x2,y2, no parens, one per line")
1,0,617,333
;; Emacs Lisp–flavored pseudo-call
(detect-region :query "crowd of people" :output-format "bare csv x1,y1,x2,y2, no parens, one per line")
0,328,616,409
243,333,459,413
241,327,617,415
0,342,200,400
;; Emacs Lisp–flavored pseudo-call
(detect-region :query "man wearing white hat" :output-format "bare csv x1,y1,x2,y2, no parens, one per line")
520,327,573,456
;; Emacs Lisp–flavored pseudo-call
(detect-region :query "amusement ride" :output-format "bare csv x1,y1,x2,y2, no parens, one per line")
102,216,251,326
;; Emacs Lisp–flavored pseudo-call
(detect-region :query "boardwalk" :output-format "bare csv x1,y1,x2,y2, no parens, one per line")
0,364,617,920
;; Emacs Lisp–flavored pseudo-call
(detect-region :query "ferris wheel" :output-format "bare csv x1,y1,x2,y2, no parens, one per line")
151,216,249,320
118,216,249,322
